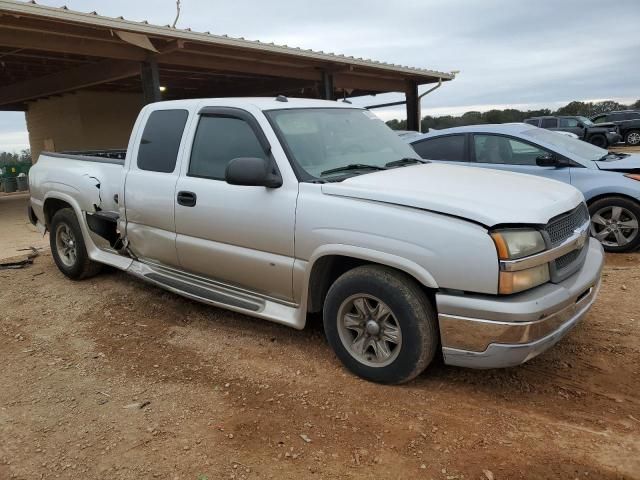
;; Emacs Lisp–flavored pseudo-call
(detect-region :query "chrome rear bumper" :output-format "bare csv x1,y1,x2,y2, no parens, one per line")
437,238,604,369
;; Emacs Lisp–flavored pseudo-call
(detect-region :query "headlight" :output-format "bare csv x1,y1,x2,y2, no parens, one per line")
491,229,546,260
491,229,549,294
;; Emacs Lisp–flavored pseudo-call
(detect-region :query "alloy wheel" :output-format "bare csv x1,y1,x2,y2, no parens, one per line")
336,294,402,368
55,223,78,267
591,206,639,247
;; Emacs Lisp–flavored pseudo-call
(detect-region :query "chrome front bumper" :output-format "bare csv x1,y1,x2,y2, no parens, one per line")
437,238,604,369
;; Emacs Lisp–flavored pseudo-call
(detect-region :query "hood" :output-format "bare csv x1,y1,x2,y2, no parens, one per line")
595,153,640,172
591,122,617,129
321,163,583,227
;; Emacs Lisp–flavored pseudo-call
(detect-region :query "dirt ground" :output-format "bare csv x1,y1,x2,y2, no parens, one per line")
0,252,639,479
0,193,48,261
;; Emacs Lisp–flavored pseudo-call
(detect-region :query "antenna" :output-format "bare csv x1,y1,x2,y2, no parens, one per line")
172,0,181,28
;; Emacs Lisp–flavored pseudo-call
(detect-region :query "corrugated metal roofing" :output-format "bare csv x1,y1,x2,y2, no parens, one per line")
0,0,455,81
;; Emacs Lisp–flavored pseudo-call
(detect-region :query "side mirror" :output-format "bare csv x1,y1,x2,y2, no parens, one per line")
577,122,585,129
536,153,571,168
225,157,282,188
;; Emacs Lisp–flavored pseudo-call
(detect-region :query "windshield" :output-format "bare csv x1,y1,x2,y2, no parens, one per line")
577,116,594,126
522,127,607,161
265,108,420,179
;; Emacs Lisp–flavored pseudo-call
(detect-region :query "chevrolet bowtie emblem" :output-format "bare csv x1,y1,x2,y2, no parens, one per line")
575,227,588,248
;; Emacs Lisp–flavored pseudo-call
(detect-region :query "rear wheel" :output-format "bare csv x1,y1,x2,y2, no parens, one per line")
50,208,102,279
624,130,640,146
589,197,640,252
589,134,607,148
323,265,438,384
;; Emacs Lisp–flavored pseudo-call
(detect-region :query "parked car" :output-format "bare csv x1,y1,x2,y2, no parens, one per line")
524,115,621,148
408,123,640,252
591,110,640,146
28,98,603,384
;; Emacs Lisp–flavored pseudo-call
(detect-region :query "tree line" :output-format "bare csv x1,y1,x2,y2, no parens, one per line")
0,149,32,167
386,99,640,131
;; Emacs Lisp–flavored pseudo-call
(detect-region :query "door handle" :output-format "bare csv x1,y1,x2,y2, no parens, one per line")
177,191,197,207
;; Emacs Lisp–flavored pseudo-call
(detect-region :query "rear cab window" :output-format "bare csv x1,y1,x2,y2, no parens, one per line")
137,109,189,173
540,118,558,128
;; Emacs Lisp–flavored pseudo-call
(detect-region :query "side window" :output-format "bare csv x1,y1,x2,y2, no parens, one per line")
188,115,266,180
540,118,558,128
524,119,539,126
559,118,579,128
474,135,547,165
608,113,625,122
411,135,466,161
137,109,189,173
593,115,607,124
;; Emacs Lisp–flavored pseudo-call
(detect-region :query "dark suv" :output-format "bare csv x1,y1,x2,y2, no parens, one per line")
591,110,640,146
524,115,621,148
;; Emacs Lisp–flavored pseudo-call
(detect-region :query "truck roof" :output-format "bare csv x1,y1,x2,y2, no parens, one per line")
146,97,359,111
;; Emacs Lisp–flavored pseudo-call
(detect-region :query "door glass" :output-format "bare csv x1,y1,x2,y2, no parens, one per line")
559,118,579,128
540,118,558,128
474,135,547,165
188,116,266,180
137,109,189,173
412,135,466,161
524,119,539,126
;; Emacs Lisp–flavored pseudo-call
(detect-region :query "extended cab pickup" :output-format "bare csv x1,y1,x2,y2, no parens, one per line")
29,98,604,384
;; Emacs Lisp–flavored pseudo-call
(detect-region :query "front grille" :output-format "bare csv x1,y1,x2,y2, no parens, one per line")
555,247,582,270
545,203,589,247
544,203,590,282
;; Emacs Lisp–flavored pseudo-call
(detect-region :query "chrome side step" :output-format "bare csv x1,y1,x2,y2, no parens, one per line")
126,260,305,330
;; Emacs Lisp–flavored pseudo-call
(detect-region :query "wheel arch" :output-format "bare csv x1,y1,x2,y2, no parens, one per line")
302,245,439,314
43,192,82,229
586,192,640,208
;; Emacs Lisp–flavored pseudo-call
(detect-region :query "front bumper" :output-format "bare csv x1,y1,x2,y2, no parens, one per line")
436,238,604,369
606,132,622,144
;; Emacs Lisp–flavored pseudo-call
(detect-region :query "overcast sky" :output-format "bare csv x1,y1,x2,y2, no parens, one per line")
2,0,639,152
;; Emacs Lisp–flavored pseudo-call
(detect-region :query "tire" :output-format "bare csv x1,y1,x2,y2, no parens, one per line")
323,265,438,384
624,130,640,146
589,197,640,253
589,134,607,148
50,208,102,280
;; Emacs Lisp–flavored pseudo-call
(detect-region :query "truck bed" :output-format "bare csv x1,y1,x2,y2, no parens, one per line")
47,149,127,164
30,151,124,218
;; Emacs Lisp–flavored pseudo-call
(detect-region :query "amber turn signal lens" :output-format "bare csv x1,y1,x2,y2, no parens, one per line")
624,174,640,182
491,232,510,260
499,265,550,295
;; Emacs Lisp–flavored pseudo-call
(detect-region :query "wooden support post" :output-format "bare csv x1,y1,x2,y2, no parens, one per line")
405,80,420,132
321,71,334,100
141,57,161,104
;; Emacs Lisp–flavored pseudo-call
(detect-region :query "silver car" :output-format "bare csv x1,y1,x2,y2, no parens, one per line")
408,123,640,252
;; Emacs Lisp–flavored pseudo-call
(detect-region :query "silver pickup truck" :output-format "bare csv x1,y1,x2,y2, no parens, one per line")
28,97,604,384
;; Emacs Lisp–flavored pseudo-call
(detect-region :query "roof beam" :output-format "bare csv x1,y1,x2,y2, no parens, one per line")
0,58,141,106
333,72,406,93
0,27,147,60
160,51,323,81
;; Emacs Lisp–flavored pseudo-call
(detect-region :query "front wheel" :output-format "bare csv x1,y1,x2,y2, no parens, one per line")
589,134,607,148
589,197,640,252
624,130,640,146
50,208,102,279
323,265,438,384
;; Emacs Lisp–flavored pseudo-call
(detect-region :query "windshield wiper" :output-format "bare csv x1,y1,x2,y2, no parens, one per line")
320,164,387,176
385,157,427,168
